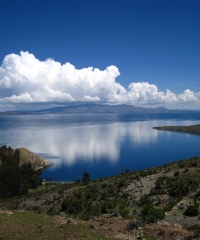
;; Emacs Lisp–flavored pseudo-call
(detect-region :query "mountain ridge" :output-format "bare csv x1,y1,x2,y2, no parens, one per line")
1,104,198,115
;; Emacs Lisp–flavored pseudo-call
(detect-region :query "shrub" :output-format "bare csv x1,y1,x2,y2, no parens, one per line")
118,178,127,188
100,202,108,214
163,199,181,212
127,220,140,231
141,204,165,223
139,194,152,206
169,179,189,197
79,212,91,221
154,176,168,194
174,171,180,177
120,207,130,218
32,205,40,212
178,160,187,168
184,205,198,217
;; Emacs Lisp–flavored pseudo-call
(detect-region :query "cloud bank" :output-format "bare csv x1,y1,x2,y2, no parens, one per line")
0,51,199,110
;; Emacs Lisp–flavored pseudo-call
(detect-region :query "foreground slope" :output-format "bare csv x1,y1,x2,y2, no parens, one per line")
2,156,200,239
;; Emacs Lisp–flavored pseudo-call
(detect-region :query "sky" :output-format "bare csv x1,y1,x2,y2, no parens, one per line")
0,0,200,110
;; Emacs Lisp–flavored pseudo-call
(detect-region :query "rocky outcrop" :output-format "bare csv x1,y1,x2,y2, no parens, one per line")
18,148,50,170
123,173,160,201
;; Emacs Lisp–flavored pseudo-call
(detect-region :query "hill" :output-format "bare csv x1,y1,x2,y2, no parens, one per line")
0,146,50,170
18,147,50,170
1,155,200,239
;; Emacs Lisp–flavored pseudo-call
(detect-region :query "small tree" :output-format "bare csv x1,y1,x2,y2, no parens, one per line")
82,172,90,184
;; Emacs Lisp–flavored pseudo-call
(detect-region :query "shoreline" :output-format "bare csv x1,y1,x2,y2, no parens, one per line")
153,124,200,135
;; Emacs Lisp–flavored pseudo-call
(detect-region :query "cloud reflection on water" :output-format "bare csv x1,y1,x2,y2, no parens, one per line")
14,120,159,167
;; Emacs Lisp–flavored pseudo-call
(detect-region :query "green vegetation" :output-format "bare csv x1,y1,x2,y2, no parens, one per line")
52,156,200,223
82,171,90,184
161,156,200,170
141,204,165,223
162,199,180,212
0,211,113,240
138,195,166,223
152,169,200,197
1,150,200,238
0,145,42,198
120,207,130,218
184,205,198,217
186,224,200,237
61,180,130,220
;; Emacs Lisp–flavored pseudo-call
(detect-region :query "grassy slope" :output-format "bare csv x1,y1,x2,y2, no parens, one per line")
0,211,114,240
1,156,200,239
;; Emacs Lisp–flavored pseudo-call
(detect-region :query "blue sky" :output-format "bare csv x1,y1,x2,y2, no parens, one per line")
0,0,200,110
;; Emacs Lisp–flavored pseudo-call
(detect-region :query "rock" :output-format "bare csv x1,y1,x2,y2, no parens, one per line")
59,212,66,218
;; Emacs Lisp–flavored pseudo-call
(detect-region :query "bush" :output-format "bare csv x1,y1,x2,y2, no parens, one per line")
141,204,165,223
178,160,187,168
79,212,91,221
120,207,130,218
100,202,108,214
154,176,168,194
127,220,140,231
163,199,181,212
174,171,180,177
139,194,152,206
184,205,198,217
118,178,127,188
169,179,189,197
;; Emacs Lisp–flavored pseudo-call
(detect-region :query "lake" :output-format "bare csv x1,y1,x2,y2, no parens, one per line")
0,112,200,181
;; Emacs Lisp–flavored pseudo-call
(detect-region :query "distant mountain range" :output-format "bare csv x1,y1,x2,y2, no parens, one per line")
0,104,199,115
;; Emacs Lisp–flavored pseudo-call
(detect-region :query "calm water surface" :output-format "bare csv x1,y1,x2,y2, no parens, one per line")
0,113,200,181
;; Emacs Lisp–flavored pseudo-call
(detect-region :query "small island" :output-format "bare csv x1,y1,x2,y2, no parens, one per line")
153,124,200,135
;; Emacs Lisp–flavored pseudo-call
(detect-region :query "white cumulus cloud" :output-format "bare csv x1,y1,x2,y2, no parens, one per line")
0,51,200,110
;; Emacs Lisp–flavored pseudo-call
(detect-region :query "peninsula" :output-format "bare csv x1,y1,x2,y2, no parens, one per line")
153,124,200,135
0,146,50,170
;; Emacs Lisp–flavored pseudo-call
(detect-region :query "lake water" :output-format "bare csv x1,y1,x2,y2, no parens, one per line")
0,113,200,181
